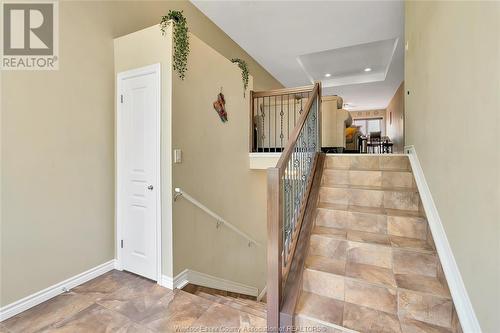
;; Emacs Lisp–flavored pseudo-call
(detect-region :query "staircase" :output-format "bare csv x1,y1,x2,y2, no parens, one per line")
184,285,267,321
295,155,463,333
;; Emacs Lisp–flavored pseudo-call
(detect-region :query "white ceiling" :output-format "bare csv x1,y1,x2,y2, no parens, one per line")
192,0,404,111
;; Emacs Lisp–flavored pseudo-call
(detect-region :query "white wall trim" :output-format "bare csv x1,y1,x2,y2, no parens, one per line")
164,269,259,297
405,145,482,333
248,152,281,169
116,63,162,282
0,260,116,322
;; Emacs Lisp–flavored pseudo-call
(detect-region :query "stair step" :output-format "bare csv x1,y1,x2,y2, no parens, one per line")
305,254,450,298
325,155,411,172
210,295,266,319
316,203,428,240
319,185,421,211
195,291,221,303
301,256,453,329
322,169,416,189
311,226,435,255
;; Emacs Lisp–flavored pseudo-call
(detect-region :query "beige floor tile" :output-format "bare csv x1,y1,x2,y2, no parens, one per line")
72,270,140,301
384,191,420,211
382,171,414,188
390,236,435,253
313,226,347,239
395,274,450,298
39,303,152,333
398,290,453,328
294,315,345,333
139,290,213,332
379,156,410,171
306,255,346,276
347,211,387,234
393,250,437,277
325,156,351,170
400,318,452,333
345,279,397,314
322,170,349,186
350,156,380,170
347,230,391,246
320,187,349,205
349,188,384,207
387,216,427,240
0,324,11,333
316,207,348,229
190,303,266,329
342,302,401,333
303,268,345,301
349,170,382,187
310,235,348,260
295,292,344,326
97,276,173,322
345,262,396,287
347,241,392,268
2,292,94,333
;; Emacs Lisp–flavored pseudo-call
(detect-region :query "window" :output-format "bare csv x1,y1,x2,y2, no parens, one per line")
353,118,383,136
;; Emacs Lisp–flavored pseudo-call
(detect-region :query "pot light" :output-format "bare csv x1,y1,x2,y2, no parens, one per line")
364,67,372,72
324,73,331,77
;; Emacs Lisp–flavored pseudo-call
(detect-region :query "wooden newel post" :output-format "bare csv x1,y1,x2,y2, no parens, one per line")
267,167,283,331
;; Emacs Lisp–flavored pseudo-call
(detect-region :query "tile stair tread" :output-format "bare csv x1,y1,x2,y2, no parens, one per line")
312,226,435,254
295,291,403,333
209,295,266,319
324,166,411,172
321,183,419,193
317,202,425,218
296,294,453,333
305,254,451,299
213,294,266,310
195,291,221,302
225,297,267,312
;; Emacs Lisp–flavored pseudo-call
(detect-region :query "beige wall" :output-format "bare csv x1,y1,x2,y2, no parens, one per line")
114,25,175,277
385,82,404,153
172,34,266,290
1,1,281,306
405,2,500,332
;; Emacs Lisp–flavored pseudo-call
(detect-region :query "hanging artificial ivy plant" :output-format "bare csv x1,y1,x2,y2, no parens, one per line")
231,58,249,97
160,10,189,80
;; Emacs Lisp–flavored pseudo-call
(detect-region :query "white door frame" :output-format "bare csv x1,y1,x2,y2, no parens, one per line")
116,63,162,283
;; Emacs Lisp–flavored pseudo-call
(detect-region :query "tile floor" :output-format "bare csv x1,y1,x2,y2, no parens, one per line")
1,270,266,333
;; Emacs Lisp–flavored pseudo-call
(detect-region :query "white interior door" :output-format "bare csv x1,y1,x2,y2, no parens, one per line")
118,64,160,281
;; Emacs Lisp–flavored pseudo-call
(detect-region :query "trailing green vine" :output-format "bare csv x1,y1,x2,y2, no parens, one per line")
160,10,189,80
231,58,249,97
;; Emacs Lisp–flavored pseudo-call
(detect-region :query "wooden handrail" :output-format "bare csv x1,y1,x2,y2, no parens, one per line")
266,82,322,330
276,83,320,172
252,84,314,98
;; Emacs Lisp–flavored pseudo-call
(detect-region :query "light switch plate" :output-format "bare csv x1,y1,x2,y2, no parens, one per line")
174,149,182,163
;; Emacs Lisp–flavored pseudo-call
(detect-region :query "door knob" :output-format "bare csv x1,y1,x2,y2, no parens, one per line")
147,185,154,191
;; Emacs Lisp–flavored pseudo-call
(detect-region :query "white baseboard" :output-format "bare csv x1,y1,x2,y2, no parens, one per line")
163,269,259,297
405,145,482,333
0,259,117,322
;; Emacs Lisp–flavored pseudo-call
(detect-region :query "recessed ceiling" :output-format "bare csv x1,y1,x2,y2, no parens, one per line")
191,0,404,111
298,38,398,88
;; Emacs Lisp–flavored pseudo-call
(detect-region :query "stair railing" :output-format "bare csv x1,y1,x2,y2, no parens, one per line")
249,85,315,153
174,188,262,247
266,82,321,329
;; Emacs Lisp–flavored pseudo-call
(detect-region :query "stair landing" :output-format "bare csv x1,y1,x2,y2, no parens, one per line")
295,155,463,333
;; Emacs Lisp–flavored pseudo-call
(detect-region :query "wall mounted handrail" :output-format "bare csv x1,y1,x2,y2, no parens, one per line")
174,188,263,247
